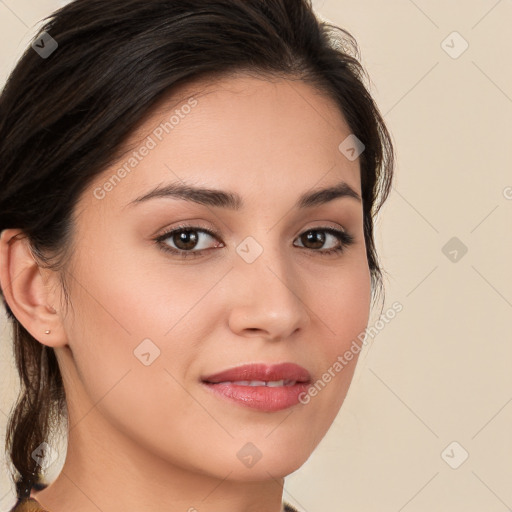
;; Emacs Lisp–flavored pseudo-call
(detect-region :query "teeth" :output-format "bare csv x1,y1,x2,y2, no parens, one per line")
266,380,285,387
234,380,267,386
225,380,297,387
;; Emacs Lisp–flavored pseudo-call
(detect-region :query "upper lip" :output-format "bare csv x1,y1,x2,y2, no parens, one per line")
202,362,311,384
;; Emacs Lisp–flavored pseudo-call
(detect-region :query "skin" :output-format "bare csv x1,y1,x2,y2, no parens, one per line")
0,73,371,512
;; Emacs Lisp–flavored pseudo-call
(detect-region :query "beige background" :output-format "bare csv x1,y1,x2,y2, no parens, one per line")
1,0,511,510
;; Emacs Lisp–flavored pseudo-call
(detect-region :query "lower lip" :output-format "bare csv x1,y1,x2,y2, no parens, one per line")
202,382,311,412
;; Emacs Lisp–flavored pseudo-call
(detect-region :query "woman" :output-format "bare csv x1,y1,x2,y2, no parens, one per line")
0,0,394,511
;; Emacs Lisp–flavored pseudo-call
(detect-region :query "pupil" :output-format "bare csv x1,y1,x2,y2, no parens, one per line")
304,231,325,249
175,230,198,250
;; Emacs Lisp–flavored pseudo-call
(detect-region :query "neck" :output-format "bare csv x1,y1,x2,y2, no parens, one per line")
31,407,286,512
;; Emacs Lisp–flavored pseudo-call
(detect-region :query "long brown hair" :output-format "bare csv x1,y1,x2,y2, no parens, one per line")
0,0,394,501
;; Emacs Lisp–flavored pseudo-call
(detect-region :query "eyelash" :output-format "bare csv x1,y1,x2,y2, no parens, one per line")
154,224,355,259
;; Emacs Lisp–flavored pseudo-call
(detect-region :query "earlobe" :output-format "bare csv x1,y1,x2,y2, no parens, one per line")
0,228,67,347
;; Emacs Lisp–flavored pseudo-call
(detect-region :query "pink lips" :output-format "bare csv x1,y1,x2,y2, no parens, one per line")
202,362,311,384
201,363,312,412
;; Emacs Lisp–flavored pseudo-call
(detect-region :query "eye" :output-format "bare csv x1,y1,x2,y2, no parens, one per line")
154,224,222,259
294,227,355,256
153,225,355,259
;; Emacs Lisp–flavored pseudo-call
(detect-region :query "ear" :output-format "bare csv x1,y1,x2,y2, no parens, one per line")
0,228,68,348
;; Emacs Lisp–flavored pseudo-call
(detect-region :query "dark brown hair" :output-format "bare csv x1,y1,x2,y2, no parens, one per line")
0,0,394,501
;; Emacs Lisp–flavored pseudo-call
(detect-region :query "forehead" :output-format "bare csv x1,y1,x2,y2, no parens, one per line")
79,72,361,219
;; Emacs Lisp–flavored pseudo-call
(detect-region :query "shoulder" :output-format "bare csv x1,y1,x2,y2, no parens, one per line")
10,495,295,512
8,497,51,512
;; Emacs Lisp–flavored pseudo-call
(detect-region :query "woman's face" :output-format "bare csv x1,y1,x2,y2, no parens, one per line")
56,74,371,480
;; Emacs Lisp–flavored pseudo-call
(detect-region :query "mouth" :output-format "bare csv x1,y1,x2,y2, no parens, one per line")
209,379,300,387
201,362,312,412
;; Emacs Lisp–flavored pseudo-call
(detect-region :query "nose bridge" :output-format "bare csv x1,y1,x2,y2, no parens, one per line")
226,231,310,338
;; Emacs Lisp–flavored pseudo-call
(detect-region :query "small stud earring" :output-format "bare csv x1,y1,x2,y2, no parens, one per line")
44,330,51,334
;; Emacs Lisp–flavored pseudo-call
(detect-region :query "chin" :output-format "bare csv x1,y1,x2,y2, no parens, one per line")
179,433,313,483
228,437,315,481
221,456,310,482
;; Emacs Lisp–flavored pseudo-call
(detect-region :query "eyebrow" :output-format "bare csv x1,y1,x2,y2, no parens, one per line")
126,180,361,210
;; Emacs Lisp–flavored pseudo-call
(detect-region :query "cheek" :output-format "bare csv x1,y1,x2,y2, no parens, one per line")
60,242,226,415
60,255,222,470
328,261,371,341
67,236,221,346
299,253,371,430
309,247,372,348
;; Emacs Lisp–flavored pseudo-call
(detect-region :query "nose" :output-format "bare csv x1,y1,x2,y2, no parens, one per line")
226,243,311,341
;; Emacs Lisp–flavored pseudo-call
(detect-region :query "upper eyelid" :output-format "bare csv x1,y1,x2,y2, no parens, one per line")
155,224,350,246
154,225,354,259
155,224,218,240
156,223,348,237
